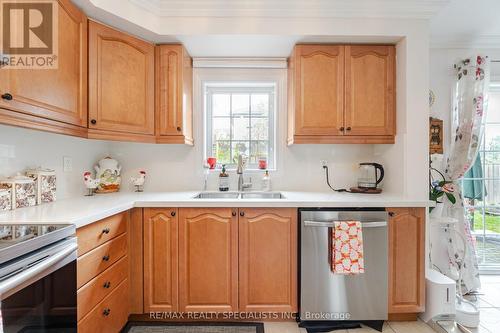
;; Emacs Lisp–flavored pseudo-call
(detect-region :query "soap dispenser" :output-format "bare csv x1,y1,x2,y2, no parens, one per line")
261,170,271,191
218,164,229,192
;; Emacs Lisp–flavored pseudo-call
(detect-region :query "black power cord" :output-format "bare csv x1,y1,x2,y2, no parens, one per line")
323,164,351,193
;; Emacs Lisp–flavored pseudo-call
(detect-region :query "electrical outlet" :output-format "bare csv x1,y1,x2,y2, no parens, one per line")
63,156,73,172
320,160,328,167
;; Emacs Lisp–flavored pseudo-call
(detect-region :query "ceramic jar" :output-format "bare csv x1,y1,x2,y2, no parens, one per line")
94,157,122,193
0,175,37,209
26,168,56,204
0,186,11,211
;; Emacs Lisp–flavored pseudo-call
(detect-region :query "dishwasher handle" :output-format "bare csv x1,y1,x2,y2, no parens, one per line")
303,220,387,228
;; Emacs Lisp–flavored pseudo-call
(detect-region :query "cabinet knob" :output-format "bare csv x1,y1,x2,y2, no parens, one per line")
171,211,176,217
102,308,111,316
176,126,182,132
1,93,13,101
232,211,237,217
102,255,110,262
90,119,97,125
388,211,395,217
339,127,345,131
240,211,245,217
102,228,110,234
103,281,111,289
346,127,352,131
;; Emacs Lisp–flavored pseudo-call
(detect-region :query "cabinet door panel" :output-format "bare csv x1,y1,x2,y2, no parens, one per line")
294,45,344,136
0,0,87,127
178,208,238,312
143,208,178,312
88,21,154,136
345,45,395,136
239,208,297,312
387,207,425,314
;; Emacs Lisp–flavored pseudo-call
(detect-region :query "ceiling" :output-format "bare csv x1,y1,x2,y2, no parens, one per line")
430,0,500,48
73,0,500,54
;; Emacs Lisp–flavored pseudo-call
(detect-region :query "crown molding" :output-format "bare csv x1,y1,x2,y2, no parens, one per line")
430,35,500,49
129,0,449,19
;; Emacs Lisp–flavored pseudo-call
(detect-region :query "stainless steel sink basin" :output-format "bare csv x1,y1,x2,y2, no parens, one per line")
193,192,240,199
193,192,285,199
240,192,285,199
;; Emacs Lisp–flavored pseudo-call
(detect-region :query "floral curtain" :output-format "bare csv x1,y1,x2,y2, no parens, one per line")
441,55,490,293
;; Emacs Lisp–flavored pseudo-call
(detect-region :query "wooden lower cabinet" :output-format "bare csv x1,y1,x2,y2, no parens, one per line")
143,208,179,312
76,212,130,332
78,279,129,333
178,208,238,312
387,207,425,318
238,208,297,312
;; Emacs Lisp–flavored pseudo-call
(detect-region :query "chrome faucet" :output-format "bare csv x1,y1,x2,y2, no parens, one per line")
236,155,252,191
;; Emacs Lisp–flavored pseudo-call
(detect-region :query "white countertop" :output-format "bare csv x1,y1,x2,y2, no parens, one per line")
0,191,433,228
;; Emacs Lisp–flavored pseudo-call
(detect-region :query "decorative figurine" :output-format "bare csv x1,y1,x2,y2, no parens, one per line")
94,157,122,193
83,172,100,196
130,170,146,192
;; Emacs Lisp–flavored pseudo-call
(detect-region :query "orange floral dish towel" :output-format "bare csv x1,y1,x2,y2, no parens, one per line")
331,221,365,274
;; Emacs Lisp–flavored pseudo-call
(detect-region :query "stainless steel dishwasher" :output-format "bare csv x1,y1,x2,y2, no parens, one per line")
299,208,388,331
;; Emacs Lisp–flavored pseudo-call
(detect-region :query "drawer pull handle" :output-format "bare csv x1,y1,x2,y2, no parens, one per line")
102,255,110,262
102,308,111,316
103,281,111,288
388,211,395,217
90,119,97,125
339,127,345,131
177,126,182,132
1,93,13,100
232,211,236,217
346,126,352,131
102,228,110,234
171,211,176,217
240,211,245,217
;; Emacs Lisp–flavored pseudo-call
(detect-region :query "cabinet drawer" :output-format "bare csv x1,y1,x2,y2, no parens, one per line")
77,233,127,288
77,256,128,320
78,279,129,333
77,212,127,256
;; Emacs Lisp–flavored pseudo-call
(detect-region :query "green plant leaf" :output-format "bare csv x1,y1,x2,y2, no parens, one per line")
446,192,456,204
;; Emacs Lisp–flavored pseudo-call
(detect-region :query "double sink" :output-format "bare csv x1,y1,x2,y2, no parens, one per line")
194,191,285,199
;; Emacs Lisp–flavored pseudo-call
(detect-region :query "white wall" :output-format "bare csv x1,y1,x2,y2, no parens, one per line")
0,125,110,199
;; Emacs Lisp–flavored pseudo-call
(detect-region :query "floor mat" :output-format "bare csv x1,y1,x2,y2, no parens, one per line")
122,322,264,333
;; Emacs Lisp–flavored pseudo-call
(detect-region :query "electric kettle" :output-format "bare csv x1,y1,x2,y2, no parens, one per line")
357,163,384,189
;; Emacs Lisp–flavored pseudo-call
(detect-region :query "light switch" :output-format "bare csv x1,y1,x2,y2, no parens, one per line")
63,156,73,172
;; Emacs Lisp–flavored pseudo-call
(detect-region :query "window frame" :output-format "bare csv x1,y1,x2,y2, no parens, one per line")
204,83,277,170
462,81,500,273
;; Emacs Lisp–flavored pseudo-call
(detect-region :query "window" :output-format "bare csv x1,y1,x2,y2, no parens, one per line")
462,83,500,272
205,84,275,169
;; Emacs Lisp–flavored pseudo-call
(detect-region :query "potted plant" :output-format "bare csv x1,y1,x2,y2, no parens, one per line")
429,167,457,214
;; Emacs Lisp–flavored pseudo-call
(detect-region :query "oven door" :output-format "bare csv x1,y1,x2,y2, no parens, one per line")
0,238,77,333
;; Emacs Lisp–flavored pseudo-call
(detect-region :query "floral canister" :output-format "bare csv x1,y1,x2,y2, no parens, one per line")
0,175,37,209
0,186,12,211
26,168,56,204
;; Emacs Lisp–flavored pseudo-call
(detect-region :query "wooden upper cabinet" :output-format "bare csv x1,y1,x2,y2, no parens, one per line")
345,45,395,137
155,45,193,145
88,21,155,142
289,45,344,142
387,207,425,315
0,0,87,136
178,208,238,312
143,208,178,312
239,208,297,313
287,44,396,144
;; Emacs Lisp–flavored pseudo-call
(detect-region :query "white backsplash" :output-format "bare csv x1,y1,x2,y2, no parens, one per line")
0,125,110,199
